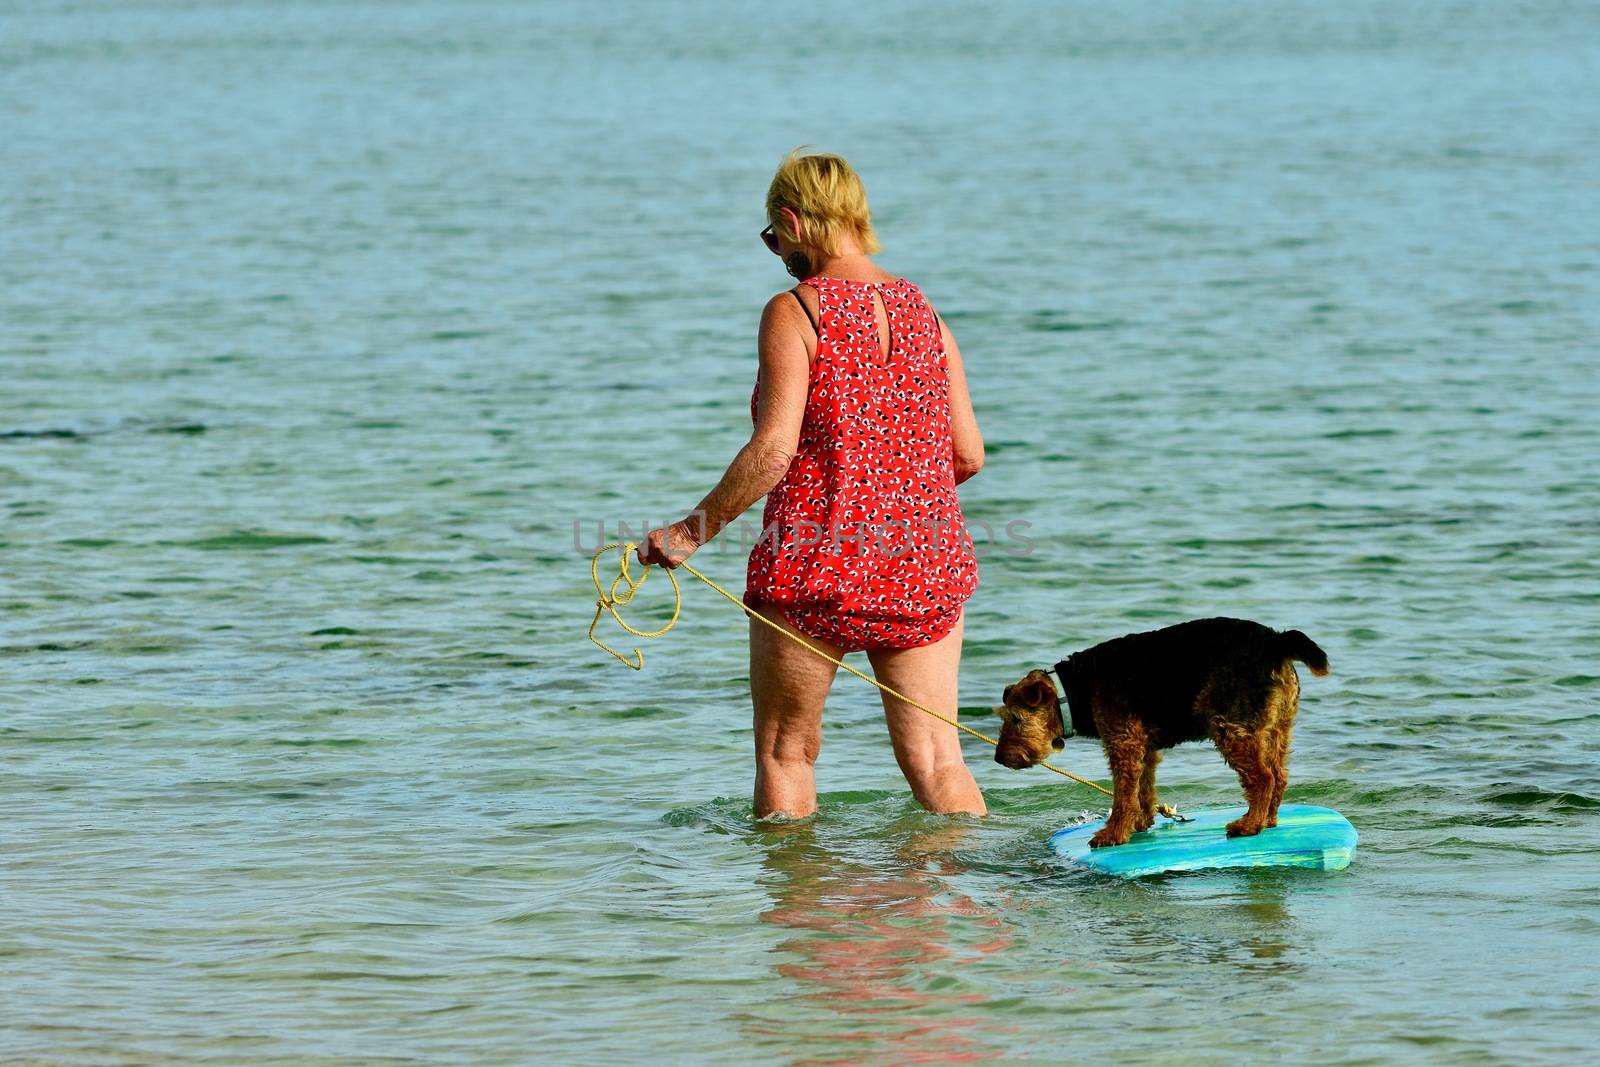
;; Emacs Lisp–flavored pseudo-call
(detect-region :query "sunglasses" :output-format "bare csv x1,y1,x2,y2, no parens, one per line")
760,224,780,255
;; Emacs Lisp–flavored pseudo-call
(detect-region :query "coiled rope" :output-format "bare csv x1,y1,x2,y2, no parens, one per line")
588,541,1184,819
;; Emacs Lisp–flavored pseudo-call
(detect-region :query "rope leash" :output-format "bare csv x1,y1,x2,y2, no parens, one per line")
587,542,1185,820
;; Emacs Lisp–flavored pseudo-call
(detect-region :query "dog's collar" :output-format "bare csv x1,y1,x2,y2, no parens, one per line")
1049,657,1099,740
1040,664,1073,739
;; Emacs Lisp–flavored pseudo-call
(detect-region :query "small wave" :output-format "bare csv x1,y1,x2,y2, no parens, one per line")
1279,778,1457,807
600,704,686,722
1023,312,1122,333
270,737,368,749
1480,785,1600,813
0,418,208,440
663,796,759,834
0,427,81,439
664,789,927,835
170,530,333,550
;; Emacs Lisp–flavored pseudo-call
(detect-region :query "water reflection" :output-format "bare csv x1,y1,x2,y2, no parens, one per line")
1075,870,1312,979
748,819,1014,1065
1132,874,1302,968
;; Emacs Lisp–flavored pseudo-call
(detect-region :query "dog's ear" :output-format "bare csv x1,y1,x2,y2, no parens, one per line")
1018,674,1058,709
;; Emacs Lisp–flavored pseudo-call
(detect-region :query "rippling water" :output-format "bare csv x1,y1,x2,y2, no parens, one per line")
6,2,1599,1063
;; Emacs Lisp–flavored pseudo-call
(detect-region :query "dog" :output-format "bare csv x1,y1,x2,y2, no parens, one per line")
995,617,1329,848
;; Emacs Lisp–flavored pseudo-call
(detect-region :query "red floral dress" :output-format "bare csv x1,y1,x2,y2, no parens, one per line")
743,275,979,651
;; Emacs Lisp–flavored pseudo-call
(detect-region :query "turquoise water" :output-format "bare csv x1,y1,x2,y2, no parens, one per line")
6,2,1599,1063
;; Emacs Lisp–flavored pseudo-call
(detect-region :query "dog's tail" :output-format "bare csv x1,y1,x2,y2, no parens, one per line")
1277,629,1329,676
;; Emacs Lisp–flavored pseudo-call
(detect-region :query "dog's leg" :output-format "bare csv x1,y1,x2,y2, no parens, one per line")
1267,683,1299,828
1214,727,1274,838
1134,747,1162,832
1267,721,1291,827
1089,727,1147,848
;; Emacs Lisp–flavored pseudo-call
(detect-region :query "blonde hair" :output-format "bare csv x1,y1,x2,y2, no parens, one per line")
766,147,882,256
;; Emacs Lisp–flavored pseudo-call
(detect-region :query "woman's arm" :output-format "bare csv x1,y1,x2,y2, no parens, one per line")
637,293,812,568
934,308,985,484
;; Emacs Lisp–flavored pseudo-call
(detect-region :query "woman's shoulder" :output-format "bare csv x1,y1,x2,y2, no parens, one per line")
761,287,820,343
762,286,808,312
762,286,816,314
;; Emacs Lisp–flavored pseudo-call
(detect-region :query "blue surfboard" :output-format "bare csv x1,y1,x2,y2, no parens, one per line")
1048,803,1357,878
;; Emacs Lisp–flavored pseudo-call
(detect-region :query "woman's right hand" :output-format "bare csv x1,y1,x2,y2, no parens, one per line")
636,519,702,570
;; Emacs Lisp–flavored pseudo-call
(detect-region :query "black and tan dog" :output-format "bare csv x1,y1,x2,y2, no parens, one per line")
996,617,1329,847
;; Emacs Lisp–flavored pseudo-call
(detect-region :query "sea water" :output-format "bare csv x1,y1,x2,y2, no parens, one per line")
5,2,1598,1063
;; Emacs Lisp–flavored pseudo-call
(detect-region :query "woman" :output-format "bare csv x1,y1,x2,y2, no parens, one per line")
638,149,987,819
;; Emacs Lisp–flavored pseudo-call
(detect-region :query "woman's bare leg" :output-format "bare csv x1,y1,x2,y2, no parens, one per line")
750,606,842,819
865,613,987,816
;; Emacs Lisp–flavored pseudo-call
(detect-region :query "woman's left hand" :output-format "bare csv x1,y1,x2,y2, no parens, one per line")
636,519,702,569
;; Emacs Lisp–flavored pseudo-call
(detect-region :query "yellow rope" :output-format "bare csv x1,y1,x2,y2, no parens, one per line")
587,541,1184,818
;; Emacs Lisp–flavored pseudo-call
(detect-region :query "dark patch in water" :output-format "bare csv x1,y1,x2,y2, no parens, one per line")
1024,310,1122,332
602,705,680,721
174,531,332,550
4,640,95,654
271,738,367,748
1,419,208,439
0,427,81,439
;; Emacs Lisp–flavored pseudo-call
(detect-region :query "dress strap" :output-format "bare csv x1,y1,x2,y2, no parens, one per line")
788,286,819,337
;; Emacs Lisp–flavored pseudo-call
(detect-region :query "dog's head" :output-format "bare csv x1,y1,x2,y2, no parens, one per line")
994,669,1068,769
